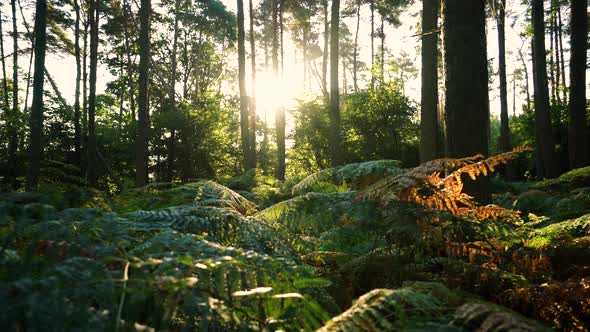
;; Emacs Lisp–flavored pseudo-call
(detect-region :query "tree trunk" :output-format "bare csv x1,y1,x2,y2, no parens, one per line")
557,4,567,104
82,18,89,147
551,1,562,105
237,0,250,171
276,0,286,180
26,0,48,191
370,0,375,87
0,5,8,113
329,0,341,168
8,0,19,186
167,0,180,181
420,0,439,163
518,46,531,111
548,5,557,106
87,0,100,187
123,0,136,122
531,0,558,178
442,0,490,202
136,0,151,186
249,0,257,168
567,0,588,169
380,15,385,83
322,0,329,97
74,0,82,168
353,1,360,91
497,0,510,153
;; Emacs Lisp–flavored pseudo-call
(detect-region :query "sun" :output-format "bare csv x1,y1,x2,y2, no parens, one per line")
252,69,304,124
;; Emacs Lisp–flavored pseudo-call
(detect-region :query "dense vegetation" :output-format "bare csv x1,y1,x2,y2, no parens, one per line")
0,0,589,330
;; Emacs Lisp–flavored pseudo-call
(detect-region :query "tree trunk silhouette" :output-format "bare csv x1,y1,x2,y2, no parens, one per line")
322,0,329,98
567,0,588,169
442,0,490,202
167,0,180,181
248,0,257,169
0,5,8,115
237,0,250,171
420,0,439,163
74,0,82,169
497,0,510,153
136,0,151,186
531,0,558,178
123,0,136,122
329,0,341,168
26,0,48,191
8,0,19,187
353,1,360,91
87,0,100,187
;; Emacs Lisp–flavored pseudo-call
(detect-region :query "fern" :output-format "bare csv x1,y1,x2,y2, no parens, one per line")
360,147,531,220
292,160,403,195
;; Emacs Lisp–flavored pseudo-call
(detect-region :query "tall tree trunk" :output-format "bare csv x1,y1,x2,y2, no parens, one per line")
123,0,136,122
531,0,558,178
353,1,360,91
0,5,9,113
275,0,286,180
322,0,329,98
136,0,151,186
557,4,567,104
370,0,375,87
551,1,562,105
26,0,48,191
237,0,250,170
74,0,82,168
567,0,588,169
8,0,19,186
548,5,557,106
87,0,100,187
518,46,531,111
82,18,89,149
329,0,341,168
442,0,490,202
380,15,385,82
420,0,439,162
167,0,180,181
497,0,510,153
249,0,257,168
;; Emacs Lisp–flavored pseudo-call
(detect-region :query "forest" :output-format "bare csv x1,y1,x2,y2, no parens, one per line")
0,0,589,330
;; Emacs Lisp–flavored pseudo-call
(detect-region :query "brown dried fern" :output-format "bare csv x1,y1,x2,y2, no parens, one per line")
359,146,532,220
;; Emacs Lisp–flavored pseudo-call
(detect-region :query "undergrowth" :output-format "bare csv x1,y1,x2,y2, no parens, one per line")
1,147,589,331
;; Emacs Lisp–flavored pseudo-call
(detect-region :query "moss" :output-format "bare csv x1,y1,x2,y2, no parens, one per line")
536,166,590,191
511,190,557,215
526,214,590,250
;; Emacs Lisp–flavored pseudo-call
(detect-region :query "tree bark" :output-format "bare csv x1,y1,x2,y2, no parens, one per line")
74,0,82,168
0,5,9,113
136,0,151,186
167,0,180,181
87,0,100,187
442,0,490,202
237,0,251,171
567,0,588,169
531,0,558,178
276,0,286,180
497,0,510,153
370,0,375,87
8,0,19,186
123,0,136,122
557,4,567,104
322,0,329,97
420,0,439,162
353,1,360,91
329,0,341,168
26,0,48,191
249,0,257,168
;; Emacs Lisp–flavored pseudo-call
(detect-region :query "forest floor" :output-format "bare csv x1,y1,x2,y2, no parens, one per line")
0,160,589,331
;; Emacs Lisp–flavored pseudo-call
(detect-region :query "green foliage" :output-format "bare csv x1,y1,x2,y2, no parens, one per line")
292,160,403,195
536,166,590,190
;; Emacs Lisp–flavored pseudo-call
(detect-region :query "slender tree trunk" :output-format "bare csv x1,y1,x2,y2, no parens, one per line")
512,72,516,117
249,0,257,168
531,0,558,178
551,1,562,105
370,0,375,87
567,0,588,169
82,19,89,147
497,0,510,153
353,1,360,91
329,0,341,168
26,0,48,191
442,0,490,201
123,0,136,122
518,47,531,111
136,0,151,186
557,5,567,104
548,6,557,106
322,0,329,98
379,15,385,83
237,0,250,170
275,0,285,180
420,0,439,162
87,0,100,187
0,5,9,113
8,0,19,186
167,0,180,181
74,0,82,168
